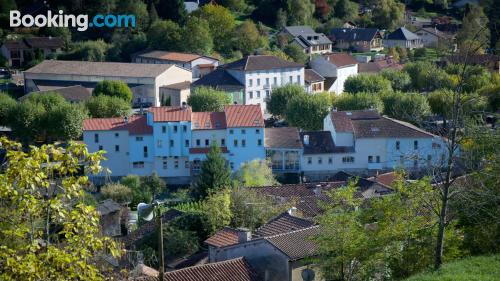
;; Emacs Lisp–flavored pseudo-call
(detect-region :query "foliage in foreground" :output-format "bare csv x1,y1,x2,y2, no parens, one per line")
0,138,120,281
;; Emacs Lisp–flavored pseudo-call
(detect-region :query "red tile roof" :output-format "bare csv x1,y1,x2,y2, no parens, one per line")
191,112,227,130
83,115,152,135
254,212,315,237
224,105,264,128
325,53,358,67
149,106,192,122
368,172,398,187
204,227,242,248
189,147,229,154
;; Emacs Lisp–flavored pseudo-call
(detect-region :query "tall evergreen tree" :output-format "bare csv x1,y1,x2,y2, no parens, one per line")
192,143,232,200
156,0,187,24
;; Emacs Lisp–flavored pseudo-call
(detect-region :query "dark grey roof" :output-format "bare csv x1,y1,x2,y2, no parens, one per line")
264,127,303,149
25,60,174,78
21,85,92,102
223,56,303,71
255,212,315,237
191,68,244,90
265,226,320,260
330,171,393,195
304,69,324,83
97,199,121,215
386,27,419,41
330,28,380,42
300,131,355,154
2,37,63,50
283,26,316,36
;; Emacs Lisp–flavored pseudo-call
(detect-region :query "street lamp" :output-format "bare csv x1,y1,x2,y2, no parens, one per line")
137,201,164,280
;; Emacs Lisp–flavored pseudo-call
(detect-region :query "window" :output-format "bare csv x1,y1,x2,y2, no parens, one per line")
157,140,162,148
242,140,246,147
368,156,373,163
174,126,178,133
289,76,293,83
143,146,148,158
115,145,120,152
413,159,418,167
221,139,225,146
257,78,260,86
114,133,119,138
230,162,234,169
133,161,145,168
229,129,234,134
136,136,143,141
342,156,354,163
266,90,270,98
273,77,278,85
234,140,238,147
169,140,174,147
432,142,441,149
256,91,260,98
297,75,300,83
185,140,189,147
414,140,418,150
163,161,168,169
162,126,166,133
94,134,99,143
249,91,253,99
205,139,209,146
185,160,190,168
174,160,179,169
192,160,201,171
396,141,400,150
328,157,333,164
183,125,187,132
307,157,312,164
196,139,201,146
265,78,269,85
256,129,260,134
241,129,246,134
98,145,103,151
249,79,253,86
318,157,322,164
427,155,432,165
376,156,380,163
257,139,262,146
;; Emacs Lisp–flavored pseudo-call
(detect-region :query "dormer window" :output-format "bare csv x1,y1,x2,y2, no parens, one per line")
194,122,200,129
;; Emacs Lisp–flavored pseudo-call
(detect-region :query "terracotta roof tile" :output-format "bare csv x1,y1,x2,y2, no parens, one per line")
224,105,264,128
204,227,245,247
83,115,152,135
325,53,358,67
149,106,192,122
368,171,398,187
191,112,227,130
137,51,202,62
254,212,315,237
264,127,303,149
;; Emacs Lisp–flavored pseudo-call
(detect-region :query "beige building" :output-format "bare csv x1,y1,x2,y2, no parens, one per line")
23,60,192,106
160,81,191,106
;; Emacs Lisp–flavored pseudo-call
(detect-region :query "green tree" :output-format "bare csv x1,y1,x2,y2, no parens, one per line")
7,101,45,144
116,0,149,30
344,74,393,94
93,80,133,102
187,87,231,112
267,84,307,118
381,69,411,92
371,0,405,30
334,0,359,20
404,61,454,91
121,174,151,209
85,95,132,118
48,103,87,140
232,20,269,55
141,172,167,200
156,0,187,23
457,5,490,54
101,183,133,204
332,92,384,112
147,20,182,51
380,92,431,125
427,89,454,127
0,138,120,280
287,0,315,25
0,93,16,126
201,188,232,234
192,144,232,200
285,92,332,130
180,17,213,55
195,4,236,53
478,84,500,112
235,159,279,187
59,40,109,61
283,44,308,64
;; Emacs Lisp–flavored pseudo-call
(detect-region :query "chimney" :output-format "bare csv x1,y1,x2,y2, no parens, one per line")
181,102,187,110
313,184,322,196
236,228,251,243
124,116,128,124
287,207,298,216
332,107,338,112
303,134,310,145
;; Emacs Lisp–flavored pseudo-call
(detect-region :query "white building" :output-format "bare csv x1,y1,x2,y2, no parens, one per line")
133,51,219,79
279,26,333,55
193,55,305,112
415,27,454,48
310,53,358,94
82,105,265,183
24,60,192,107
384,27,423,50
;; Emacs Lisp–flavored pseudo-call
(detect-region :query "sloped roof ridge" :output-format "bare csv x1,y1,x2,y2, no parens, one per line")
264,225,319,240
381,115,436,137
163,256,248,274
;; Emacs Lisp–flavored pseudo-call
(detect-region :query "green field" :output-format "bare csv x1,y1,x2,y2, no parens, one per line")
405,255,500,281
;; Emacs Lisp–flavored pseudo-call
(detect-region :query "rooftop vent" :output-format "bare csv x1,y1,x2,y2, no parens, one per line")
346,112,352,116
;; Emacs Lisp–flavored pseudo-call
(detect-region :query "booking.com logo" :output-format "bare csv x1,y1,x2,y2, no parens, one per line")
10,10,136,31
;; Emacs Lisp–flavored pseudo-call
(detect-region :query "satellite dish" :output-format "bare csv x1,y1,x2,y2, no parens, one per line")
301,268,315,281
137,203,154,222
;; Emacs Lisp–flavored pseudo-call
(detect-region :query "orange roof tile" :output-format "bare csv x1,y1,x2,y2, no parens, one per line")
224,105,264,128
160,52,201,62
83,115,152,135
204,227,241,247
149,106,192,122
326,53,358,67
191,112,227,130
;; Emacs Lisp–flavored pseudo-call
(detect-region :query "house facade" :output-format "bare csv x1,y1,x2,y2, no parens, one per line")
280,26,332,55
133,51,219,79
310,53,358,94
1,37,64,68
82,105,265,183
415,27,454,47
304,69,325,93
384,27,423,49
24,60,192,107
329,28,383,52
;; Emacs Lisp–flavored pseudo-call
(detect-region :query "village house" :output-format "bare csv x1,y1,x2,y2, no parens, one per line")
310,53,358,94
358,57,403,74
329,28,383,52
384,27,423,49
1,37,64,68
415,27,455,48
264,127,303,175
133,50,219,79
23,60,192,107
193,55,305,112
304,69,325,93
279,26,333,55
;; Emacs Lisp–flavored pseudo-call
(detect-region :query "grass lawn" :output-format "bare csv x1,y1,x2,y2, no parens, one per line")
405,255,500,281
